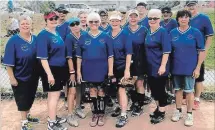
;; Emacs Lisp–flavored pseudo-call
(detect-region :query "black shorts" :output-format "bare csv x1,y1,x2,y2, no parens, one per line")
12,78,38,111
82,82,104,90
40,66,68,92
195,63,205,82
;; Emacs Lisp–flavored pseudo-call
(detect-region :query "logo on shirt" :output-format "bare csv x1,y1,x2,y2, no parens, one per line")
187,34,194,40
85,39,91,45
172,36,179,41
52,37,58,43
99,39,105,44
21,44,29,51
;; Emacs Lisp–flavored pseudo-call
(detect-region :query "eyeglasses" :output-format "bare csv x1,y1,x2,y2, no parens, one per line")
70,21,80,27
58,10,68,14
162,11,170,14
100,15,107,17
89,21,99,24
148,17,160,21
121,12,126,14
49,16,59,21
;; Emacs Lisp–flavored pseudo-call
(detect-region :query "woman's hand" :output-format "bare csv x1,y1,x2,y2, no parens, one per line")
193,67,200,79
158,65,166,76
69,74,76,87
10,77,18,86
77,71,82,84
48,74,55,86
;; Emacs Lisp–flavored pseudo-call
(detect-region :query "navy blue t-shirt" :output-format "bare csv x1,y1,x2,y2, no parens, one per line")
76,31,114,82
124,25,148,76
170,27,205,76
144,27,171,77
107,29,133,70
160,18,178,34
139,17,150,29
99,24,112,33
37,29,66,67
56,21,70,41
3,34,37,81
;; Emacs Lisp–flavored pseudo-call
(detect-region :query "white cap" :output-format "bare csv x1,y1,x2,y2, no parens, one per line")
109,14,122,20
128,9,139,17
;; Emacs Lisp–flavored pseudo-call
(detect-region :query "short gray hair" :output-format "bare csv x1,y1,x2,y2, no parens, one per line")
77,11,88,17
87,12,101,25
148,9,162,18
18,15,32,24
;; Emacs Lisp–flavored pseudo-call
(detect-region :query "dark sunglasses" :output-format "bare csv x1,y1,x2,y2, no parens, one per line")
148,17,160,21
58,10,68,14
89,20,99,24
121,12,126,14
70,21,80,27
162,11,171,14
49,16,59,21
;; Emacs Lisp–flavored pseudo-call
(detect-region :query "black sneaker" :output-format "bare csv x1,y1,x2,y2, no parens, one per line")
143,96,152,105
47,121,68,130
21,122,32,130
56,116,67,124
128,102,135,112
27,114,39,123
115,115,128,128
151,112,165,124
131,105,143,117
111,107,121,117
166,93,175,105
150,107,159,118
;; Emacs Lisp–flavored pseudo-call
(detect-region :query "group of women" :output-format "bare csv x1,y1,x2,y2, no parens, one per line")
2,1,214,130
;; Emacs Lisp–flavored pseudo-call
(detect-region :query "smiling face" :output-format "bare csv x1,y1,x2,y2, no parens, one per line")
128,13,139,26
110,19,121,30
100,12,108,23
162,11,172,20
136,5,146,15
148,15,161,28
57,10,68,20
79,13,88,26
46,16,59,28
19,19,31,33
88,19,100,31
178,15,190,27
70,21,81,33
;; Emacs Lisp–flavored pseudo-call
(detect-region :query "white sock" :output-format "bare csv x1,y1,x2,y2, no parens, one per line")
21,120,28,126
195,97,200,102
121,112,127,117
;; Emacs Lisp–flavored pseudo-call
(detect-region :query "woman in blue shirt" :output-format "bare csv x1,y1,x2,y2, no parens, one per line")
37,11,67,130
144,9,171,124
170,10,205,127
76,12,114,127
3,15,39,130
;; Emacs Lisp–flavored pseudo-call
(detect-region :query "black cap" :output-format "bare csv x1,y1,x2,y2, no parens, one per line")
186,1,198,6
137,2,147,7
98,10,108,15
161,7,171,13
55,6,69,13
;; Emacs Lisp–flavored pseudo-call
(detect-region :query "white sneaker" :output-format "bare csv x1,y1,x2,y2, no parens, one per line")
67,114,79,127
171,110,183,122
184,113,193,127
75,108,86,119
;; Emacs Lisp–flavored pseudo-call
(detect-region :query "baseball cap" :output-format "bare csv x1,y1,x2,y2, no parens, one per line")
128,9,139,17
98,10,108,15
118,6,127,13
186,1,198,6
161,7,171,13
55,6,69,13
68,17,80,25
109,14,122,20
137,2,147,7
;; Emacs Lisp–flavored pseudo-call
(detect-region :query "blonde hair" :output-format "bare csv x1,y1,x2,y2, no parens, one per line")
18,15,32,24
77,11,88,18
87,12,101,25
148,9,162,18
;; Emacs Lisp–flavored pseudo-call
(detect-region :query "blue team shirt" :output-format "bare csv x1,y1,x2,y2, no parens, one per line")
107,29,133,70
170,27,205,76
99,24,112,33
37,29,66,67
76,31,114,82
3,34,37,81
56,21,70,41
139,17,150,29
190,13,214,41
124,25,148,76
144,27,171,77
160,18,178,34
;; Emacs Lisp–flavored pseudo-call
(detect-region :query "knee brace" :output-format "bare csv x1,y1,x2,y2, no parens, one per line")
97,96,106,114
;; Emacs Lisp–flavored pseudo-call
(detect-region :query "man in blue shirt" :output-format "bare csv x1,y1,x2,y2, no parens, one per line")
136,2,150,29
185,0,214,110
98,10,112,33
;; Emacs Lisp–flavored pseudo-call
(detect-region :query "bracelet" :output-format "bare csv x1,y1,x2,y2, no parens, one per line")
70,70,75,74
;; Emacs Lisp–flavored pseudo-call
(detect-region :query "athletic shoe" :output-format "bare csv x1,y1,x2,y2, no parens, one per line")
171,110,183,122
150,107,159,118
150,112,165,124
184,113,193,126
89,114,98,127
56,116,67,124
75,108,86,119
27,114,39,123
115,115,128,128
111,106,121,117
67,114,78,127
97,114,105,126
193,100,200,110
47,121,67,130
144,96,152,105
21,122,32,130
131,105,143,117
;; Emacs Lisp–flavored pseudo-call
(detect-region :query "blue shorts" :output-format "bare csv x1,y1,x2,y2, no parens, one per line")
173,75,195,93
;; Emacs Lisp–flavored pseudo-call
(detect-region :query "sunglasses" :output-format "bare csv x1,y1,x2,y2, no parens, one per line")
48,16,59,21
121,12,126,14
148,17,160,21
58,10,68,14
162,11,171,14
70,21,80,27
89,21,99,24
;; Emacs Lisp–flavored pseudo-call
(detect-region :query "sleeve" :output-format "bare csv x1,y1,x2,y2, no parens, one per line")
204,15,214,37
36,33,49,59
76,35,83,58
195,29,205,51
65,34,73,58
3,38,15,66
106,35,114,58
161,29,171,54
124,33,133,55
